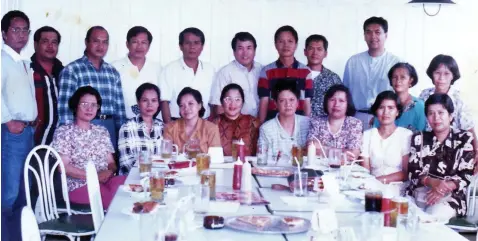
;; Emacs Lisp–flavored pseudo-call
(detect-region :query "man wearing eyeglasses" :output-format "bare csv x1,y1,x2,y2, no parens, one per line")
58,26,126,151
1,10,36,241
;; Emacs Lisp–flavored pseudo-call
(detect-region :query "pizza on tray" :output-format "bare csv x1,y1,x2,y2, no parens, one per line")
252,167,292,177
236,215,272,228
282,217,304,227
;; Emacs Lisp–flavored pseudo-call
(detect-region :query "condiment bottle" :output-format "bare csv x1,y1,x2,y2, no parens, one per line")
241,158,252,192
232,158,243,190
237,138,245,163
307,142,316,165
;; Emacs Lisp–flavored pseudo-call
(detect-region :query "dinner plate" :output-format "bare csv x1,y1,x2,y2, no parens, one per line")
121,202,166,217
225,215,310,234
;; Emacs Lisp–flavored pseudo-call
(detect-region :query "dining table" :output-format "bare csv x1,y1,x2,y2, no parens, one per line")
94,157,468,241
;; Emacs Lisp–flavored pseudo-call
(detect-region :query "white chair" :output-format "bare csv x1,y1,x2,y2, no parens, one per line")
24,145,95,241
467,174,478,217
86,161,105,234
22,206,41,241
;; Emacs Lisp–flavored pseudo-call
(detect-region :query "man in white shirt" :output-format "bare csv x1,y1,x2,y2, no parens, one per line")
210,32,262,117
113,26,161,119
160,27,215,123
1,10,36,241
343,16,400,130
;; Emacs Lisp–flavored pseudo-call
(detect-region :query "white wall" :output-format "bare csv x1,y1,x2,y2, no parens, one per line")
2,0,477,113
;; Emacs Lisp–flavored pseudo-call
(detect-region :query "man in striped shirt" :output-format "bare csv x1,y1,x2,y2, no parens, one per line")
31,26,64,145
257,25,313,123
58,26,126,148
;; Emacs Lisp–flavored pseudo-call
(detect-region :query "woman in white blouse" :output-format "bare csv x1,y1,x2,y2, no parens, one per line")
361,91,413,184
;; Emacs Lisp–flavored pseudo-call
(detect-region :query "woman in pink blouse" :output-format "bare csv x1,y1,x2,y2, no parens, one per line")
307,84,363,161
51,86,126,209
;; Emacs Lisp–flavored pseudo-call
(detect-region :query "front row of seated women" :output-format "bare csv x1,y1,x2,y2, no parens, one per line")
51,77,474,220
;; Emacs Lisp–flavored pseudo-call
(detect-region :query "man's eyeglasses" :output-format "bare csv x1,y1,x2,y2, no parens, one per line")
223,97,242,104
9,27,31,35
79,102,100,110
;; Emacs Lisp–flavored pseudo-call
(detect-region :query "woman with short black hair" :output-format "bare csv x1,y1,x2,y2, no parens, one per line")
307,84,362,161
407,93,475,221
361,91,413,184
163,87,221,153
118,83,163,175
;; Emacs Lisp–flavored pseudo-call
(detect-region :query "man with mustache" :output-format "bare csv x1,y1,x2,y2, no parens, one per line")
343,17,400,131
258,25,312,123
1,10,36,241
112,26,161,119
160,27,215,123
58,26,126,151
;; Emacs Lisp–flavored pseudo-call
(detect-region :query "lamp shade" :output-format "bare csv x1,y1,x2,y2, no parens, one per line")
408,0,455,3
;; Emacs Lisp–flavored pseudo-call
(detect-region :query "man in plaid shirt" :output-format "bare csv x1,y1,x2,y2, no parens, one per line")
58,26,126,148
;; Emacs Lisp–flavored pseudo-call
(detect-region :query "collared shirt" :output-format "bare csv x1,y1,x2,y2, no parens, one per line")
208,114,260,156
30,53,64,145
210,60,262,116
51,123,114,192
258,59,313,121
310,66,342,117
419,87,474,131
58,55,127,129
163,118,221,153
373,96,426,132
307,116,362,151
112,56,162,119
343,51,400,110
118,115,164,175
1,44,37,123
258,114,310,160
407,129,475,217
159,58,215,118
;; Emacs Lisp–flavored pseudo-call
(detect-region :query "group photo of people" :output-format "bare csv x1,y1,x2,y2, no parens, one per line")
2,1,478,240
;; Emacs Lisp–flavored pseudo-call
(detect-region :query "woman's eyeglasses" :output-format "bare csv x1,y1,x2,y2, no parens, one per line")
223,97,242,104
79,102,100,110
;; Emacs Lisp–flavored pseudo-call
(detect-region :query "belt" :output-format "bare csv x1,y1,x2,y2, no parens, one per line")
95,114,113,120
357,109,372,114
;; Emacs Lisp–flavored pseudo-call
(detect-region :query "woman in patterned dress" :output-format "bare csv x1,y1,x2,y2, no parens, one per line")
307,84,362,161
51,86,126,209
407,93,475,220
208,83,260,156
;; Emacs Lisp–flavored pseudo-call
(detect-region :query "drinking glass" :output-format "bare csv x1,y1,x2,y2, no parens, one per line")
361,212,383,241
184,139,200,159
193,184,210,214
231,139,239,162
328,148,342,170
200,170,216,200
364,190,383,212
139,151,152,177
161,139,178,159
256,143,268,166
291,145,304,167
293,171,308,197
195,153,210,175
396,215,412,241
391,197,409,226
150,171,165,202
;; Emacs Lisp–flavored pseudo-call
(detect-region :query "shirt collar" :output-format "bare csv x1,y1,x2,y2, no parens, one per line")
180,57,203,71
81,55,105,68
30,53,64,76
125,55,149,68
274,114,299,139
275,58,299,69
3,44,25,62
232,60,258,72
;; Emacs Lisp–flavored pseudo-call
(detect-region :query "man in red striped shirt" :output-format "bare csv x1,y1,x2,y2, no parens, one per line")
257,25,312,123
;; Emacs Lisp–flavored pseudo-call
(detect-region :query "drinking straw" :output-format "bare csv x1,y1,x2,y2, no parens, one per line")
294,157,303,196
311,136,327,158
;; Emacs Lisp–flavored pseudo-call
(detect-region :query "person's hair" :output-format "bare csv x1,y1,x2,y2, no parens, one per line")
231,32,257,51
388,62,418,87
1,10,30,33
126,26,153,43
220,83,245,104
274,25,298,43
179,27,205,45
305,34,328,51
323,84,357,116
363,16,388,33
424,93,454,116
426,54,461,85
135,83,161,118
272,80,300,100
68,86,102,117
370,91,403,119
177,87,206,118
33,26,61,43
85,26,108,42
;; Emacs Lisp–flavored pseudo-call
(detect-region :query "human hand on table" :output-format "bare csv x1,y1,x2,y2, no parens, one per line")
98,170,113,183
